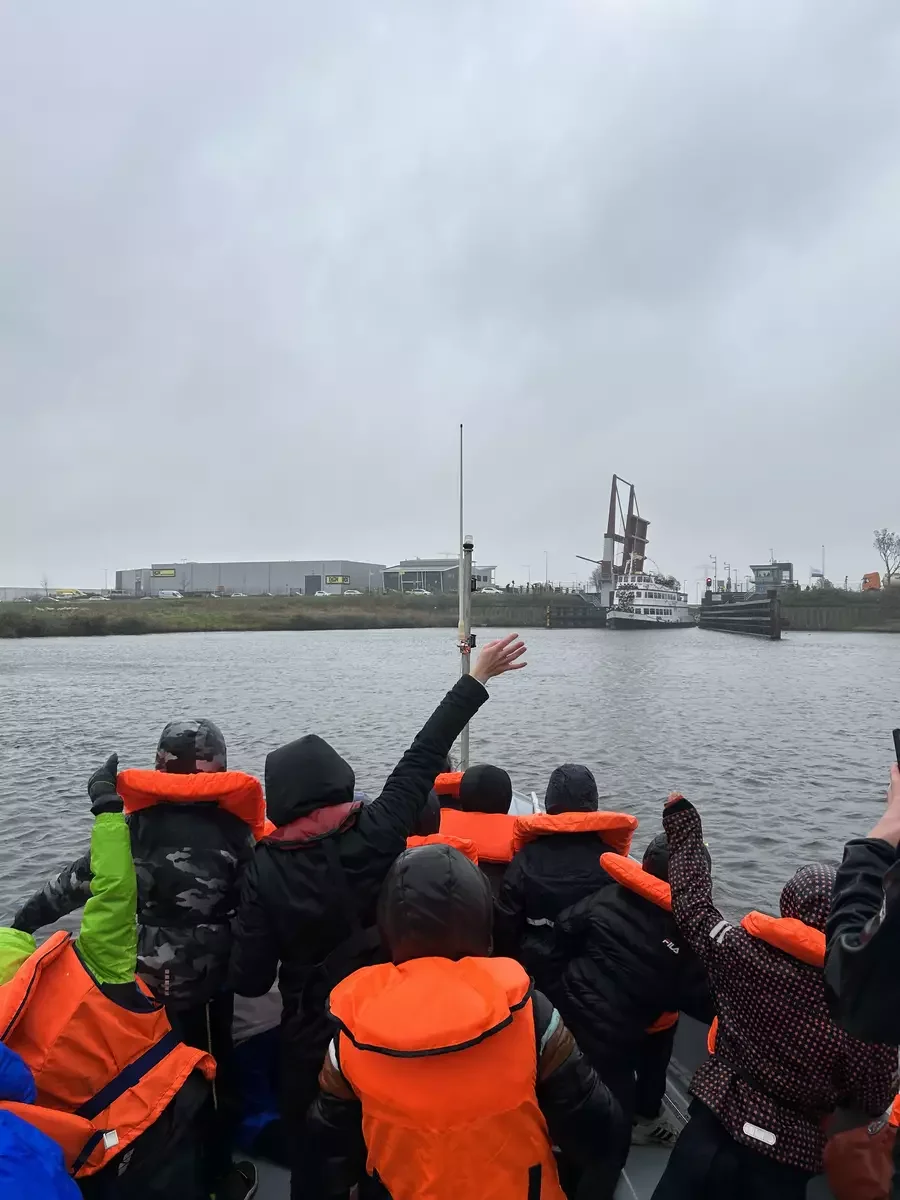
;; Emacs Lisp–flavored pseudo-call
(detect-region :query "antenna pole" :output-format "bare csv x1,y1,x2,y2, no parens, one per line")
457,426,473,769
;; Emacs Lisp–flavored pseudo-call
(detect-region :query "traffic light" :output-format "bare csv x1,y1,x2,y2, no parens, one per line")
706,577,712,588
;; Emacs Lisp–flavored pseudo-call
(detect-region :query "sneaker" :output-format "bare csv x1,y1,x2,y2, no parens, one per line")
631,1106,682,1147
218,1161,259,1200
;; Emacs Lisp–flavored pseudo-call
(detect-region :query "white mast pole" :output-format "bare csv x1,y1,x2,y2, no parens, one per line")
458,425,473,769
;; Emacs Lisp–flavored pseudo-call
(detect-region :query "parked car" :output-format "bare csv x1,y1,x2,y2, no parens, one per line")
231,592,248,597
157,590,183,599
343,589,363,596
314,590,331,597
410,588,432,596
480,587,503,594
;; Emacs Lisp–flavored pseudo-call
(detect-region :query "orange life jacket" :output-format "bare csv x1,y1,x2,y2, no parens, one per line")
439,808,518,864
599,853,678,1034
706,914,826,1053
0,932,214,1176
599,852,672,912
433,771,463,798
117,768,268,841
740,911,826,967
330,956,566,1200
406,833,479,863
890,1095,900,1129
513,811,638,857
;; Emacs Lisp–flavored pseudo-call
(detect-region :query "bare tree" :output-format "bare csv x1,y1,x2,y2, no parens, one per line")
873,529,900,585
40,573,49,598
590,565,604,592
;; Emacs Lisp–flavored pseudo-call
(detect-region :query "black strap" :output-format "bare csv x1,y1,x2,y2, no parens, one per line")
70,1130,107,1175
76,1029,179,1120
527,1164,542,1199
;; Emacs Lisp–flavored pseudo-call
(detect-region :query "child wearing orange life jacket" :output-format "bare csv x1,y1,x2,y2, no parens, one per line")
309,843,627,1200
652,794,897,1200
494,764,638,993
406,787,480,862
437,763,515,891
13,720,265,1199
0,755,215,1200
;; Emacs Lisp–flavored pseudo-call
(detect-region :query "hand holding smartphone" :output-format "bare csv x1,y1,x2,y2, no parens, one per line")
893,728,900,770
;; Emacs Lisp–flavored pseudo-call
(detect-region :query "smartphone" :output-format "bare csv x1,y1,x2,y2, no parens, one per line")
893,728,900,769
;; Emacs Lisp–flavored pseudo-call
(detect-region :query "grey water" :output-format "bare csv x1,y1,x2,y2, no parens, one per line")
0,626,896,924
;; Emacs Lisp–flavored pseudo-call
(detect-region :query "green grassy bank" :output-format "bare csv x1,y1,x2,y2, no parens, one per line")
0,591,573,639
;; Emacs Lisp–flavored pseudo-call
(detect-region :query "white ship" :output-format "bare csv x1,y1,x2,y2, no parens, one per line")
605,572,693,630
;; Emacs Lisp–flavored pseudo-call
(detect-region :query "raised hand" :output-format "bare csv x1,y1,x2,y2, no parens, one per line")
869,764,900,848
87,753,123,815
471,634,527,685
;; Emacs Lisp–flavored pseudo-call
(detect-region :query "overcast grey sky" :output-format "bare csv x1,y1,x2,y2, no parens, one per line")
3,2,899,590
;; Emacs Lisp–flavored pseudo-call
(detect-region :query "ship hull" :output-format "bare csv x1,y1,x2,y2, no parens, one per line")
606,614,692,630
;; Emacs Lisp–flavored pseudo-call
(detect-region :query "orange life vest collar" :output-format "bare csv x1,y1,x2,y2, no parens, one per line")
513,811,638,857
439,809,517,864
433,772,463,798
406,833,479,864
117,768,267,841
740,911,826,967
599,852,671,911
0,932,214,1177
330,956,531,1056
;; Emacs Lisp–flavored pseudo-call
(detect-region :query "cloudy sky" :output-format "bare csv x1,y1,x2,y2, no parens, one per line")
3,2,899,591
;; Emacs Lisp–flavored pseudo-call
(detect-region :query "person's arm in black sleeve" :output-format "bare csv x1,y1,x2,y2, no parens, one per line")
825,764,900,1042
229,852,280,998
532,990,626,1185
674,949,716,1026
361,635,527,855
493,854,528,959
307,1039,366,1198
11,847,93,934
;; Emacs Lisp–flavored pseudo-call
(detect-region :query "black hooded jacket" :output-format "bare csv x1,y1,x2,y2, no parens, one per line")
308,844,626,1199
229,674,490,1092
493,765,623,990
554,851,713,1070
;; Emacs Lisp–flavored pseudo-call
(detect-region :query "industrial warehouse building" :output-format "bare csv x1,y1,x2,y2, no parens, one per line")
382,558,496,593
116,560,386,597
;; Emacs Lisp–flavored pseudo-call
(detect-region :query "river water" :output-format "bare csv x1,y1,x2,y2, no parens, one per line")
0,627,895,923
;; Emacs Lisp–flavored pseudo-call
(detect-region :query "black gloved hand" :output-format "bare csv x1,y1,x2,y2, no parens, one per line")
88,753,122,815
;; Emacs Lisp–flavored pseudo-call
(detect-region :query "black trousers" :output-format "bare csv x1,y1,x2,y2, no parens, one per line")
167,993,236,1188
651,1101,813,1200
634,1025,677,1120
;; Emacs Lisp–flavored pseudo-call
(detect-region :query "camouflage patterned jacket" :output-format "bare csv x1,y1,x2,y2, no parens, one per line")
13,805,254,1009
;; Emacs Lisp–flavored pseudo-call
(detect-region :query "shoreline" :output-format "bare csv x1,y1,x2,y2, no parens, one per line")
1,589,898,639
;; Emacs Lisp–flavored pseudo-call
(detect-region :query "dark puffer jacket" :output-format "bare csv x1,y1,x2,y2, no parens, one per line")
555,843,713,1071
493,766,637,991
825,835,900,1044
12,782,258,1008
665,796,897,1175
309,843,627,1199
229,675,490,1111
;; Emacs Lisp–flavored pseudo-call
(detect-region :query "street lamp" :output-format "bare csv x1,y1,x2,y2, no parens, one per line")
710,555,717,591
